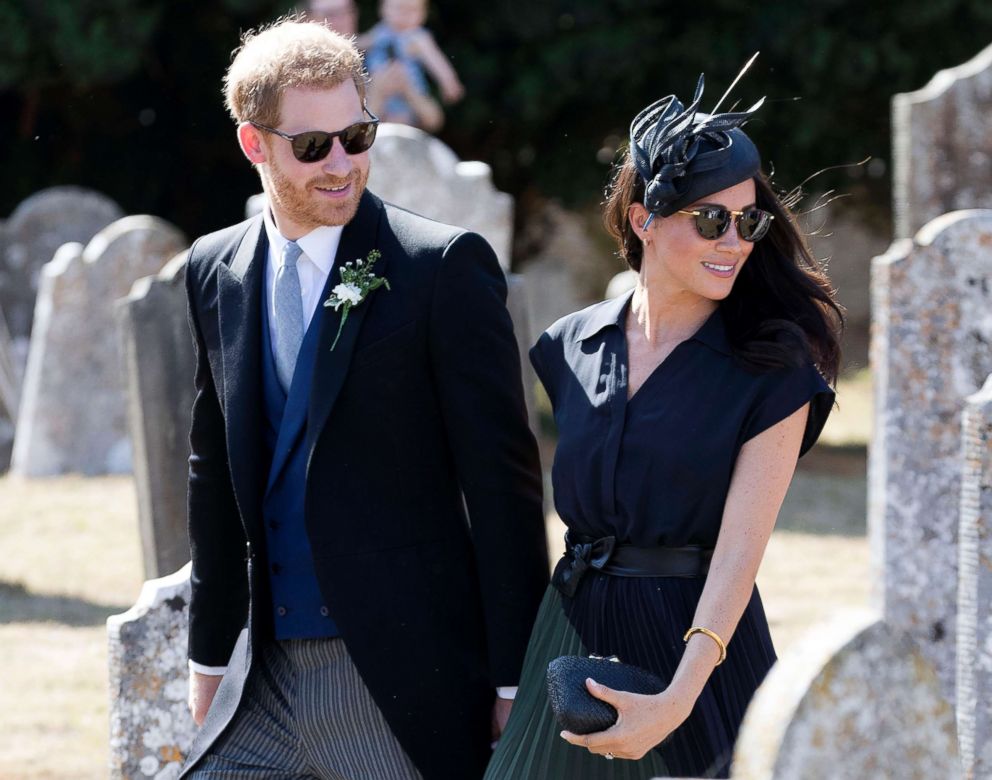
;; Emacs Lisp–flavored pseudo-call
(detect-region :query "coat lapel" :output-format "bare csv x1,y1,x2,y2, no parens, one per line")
305,191,385,462
217,216,267,540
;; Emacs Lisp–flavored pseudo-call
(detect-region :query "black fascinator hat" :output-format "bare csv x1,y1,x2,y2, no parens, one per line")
631,67,764,222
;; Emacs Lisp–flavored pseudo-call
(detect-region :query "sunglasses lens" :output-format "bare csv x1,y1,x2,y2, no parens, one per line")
340,121,377,154
292,132,333,162
739,208,772,242
693,207,731,240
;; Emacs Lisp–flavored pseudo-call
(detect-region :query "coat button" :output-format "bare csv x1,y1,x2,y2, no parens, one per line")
276,606,288,617
320,606,329,617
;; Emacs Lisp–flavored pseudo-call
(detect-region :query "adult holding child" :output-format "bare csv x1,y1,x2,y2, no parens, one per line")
359,0,464,132
485,71,843,779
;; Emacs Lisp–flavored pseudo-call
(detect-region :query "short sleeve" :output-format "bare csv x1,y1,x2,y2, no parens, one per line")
529,331,558,408
741,362,835,457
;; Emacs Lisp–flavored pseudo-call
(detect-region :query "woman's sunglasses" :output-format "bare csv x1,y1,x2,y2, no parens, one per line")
250,108,379,162
676,205,774,242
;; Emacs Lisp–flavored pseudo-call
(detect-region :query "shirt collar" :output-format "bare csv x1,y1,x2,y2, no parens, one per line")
262,208,343,276
575,289,732,356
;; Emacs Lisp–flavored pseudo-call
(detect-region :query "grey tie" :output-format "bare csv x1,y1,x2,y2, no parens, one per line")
273,241,305,393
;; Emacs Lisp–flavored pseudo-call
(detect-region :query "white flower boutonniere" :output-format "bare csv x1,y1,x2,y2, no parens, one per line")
323,249,389,350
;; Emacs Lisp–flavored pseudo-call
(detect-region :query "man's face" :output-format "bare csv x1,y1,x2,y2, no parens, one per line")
253,82,370,238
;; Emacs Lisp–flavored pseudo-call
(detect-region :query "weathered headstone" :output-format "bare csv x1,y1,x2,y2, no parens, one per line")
11,217,186,476
0,309,18,422
119,251,194,579
733,610,960,780
2,186,124,342
0,308,18,471
606,269,637,299
892,41,992,239
869,209,992,700
957,374,992,780
108,563,195,780
506,274,538,435
367,123,514,270
517,200,613,334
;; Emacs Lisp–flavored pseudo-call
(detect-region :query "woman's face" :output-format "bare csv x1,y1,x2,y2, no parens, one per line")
633,178,758,303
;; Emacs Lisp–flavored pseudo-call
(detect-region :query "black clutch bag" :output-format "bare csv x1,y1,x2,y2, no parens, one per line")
546,655,666,735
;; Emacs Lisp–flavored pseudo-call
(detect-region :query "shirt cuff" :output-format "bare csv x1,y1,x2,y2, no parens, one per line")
189,659,227,676
496,686,517,700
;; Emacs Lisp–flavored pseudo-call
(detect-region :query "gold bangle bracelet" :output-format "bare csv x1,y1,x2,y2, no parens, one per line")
683,626,727,666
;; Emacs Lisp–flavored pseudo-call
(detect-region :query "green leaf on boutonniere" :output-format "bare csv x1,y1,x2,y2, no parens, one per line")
323,249,389,350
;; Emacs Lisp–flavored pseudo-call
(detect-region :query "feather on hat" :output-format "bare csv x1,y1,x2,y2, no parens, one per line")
631,71,765,218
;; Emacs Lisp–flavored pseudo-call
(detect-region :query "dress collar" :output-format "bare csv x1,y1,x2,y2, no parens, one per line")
575,289,731,356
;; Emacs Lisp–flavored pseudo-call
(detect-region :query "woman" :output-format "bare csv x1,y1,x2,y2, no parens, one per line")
485,76,843,779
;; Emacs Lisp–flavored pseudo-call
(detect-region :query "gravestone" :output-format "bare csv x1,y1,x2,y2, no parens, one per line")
11,217,186,476
0,309,17,471
107,563,195,780
506,274,538,435
892,42,992,238
733,610,960,780
119,251,194,579
2,186,124,342
517,200,612,334
869,209,992,700
957,374,992,780
367,123,514,271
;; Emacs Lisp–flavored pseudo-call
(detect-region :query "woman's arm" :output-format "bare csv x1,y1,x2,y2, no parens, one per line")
562,401,810,759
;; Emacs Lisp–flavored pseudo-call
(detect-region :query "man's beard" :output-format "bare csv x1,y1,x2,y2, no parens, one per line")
263,158,369,230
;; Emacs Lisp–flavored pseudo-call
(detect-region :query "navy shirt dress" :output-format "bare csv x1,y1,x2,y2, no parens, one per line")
485,290,834,780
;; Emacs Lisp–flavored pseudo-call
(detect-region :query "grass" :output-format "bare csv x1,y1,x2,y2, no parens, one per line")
0,476,143,780
819,366,872,448
0,438,871,778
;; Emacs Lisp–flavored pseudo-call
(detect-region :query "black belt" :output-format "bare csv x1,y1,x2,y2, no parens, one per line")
552,532,712,598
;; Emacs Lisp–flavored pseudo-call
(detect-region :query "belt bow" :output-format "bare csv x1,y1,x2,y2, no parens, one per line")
551,534,616,598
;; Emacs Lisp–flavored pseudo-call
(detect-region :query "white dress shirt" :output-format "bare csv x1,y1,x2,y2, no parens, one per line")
262,209,344,343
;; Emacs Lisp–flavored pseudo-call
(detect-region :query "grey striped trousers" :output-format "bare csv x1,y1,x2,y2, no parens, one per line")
190,637,422,779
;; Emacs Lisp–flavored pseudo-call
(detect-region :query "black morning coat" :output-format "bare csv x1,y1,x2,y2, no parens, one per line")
180,190,549,779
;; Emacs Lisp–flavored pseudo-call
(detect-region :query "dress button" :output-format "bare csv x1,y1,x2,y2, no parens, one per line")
276,606,288,617
320,606,329,617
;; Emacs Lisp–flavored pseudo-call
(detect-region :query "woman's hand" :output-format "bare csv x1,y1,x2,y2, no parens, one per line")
560,678,693,760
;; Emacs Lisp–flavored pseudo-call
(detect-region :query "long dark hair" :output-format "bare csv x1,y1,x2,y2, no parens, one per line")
603,151,844,383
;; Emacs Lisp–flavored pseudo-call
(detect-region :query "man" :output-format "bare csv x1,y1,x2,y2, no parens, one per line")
180,19,547,779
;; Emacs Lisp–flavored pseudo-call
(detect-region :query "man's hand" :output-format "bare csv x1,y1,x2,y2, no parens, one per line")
491,696,513,744
188,671,224,726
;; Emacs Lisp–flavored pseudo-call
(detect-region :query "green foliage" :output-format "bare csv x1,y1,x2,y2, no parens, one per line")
0,0,989,239
0,0,161,89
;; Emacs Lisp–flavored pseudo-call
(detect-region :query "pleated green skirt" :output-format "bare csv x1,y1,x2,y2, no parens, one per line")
484,575,777,779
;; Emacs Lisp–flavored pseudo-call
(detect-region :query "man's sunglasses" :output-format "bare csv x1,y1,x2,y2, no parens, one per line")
250,108,379,162
676,205,774,242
